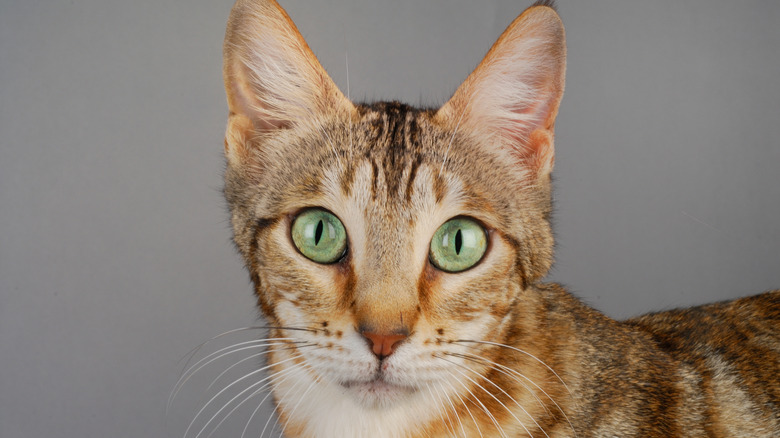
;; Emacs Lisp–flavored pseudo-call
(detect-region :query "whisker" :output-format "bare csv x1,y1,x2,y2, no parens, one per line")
439,373,483,438
438,355,533,438
448,351,578,438
447,354,553,438
435,380,468,438
169,338,303,414
175,325,320,384
206,364,312,438
177,326,319,367
185,353,307,438
454,339,573,397
426,382,458,437
204,365,302,438
241,385,274,438
278,365,318,438
207,343,319,392
241,364,316,438
446,352,551,416
176,326,272,369
260,400,281,438
172,339,288,414
260,362,315,438
443,369,508,438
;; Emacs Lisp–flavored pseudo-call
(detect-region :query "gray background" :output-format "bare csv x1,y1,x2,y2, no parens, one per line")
1,0,778,437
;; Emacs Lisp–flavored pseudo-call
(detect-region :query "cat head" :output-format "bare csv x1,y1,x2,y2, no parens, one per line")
222,0,565,413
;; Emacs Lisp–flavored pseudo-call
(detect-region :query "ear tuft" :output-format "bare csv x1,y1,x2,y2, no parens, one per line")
531,0,558,12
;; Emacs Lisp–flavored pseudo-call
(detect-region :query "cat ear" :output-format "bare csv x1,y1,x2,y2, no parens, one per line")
436,3,565,178
222,0,353,164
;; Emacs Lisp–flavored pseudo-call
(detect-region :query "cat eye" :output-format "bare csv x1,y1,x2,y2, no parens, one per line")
429,217,488,273
291,209,348,264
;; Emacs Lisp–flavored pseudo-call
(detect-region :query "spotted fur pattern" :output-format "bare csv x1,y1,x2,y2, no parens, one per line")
218,0,780,436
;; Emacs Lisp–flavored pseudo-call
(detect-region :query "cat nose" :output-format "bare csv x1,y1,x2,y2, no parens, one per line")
361,331,408,359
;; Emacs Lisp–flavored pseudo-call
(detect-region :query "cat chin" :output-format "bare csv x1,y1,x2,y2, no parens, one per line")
341,379,417,409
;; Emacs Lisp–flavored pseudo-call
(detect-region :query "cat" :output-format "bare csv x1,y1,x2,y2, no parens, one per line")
216,0,780,436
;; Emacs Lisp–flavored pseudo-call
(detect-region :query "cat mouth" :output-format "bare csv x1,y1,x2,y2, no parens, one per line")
341,378,416,407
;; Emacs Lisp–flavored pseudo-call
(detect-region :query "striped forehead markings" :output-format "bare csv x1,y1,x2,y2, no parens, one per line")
339,102,431,202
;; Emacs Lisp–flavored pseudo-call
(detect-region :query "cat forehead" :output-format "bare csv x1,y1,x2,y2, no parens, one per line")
266,102,500,183
252,101,525,221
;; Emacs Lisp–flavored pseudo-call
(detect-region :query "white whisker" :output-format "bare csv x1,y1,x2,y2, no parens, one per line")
241,387,272,438
426,382,458,437
447,352,550,416
207,343,319,392
169,338,302,413
176,326,315,371
278,366,318,438
260,362,314,438
436,380,468,438
184,353,305,438
442,354,548,438
205,365,303,438
439,372,483,438
455,339,573,397
241,364,313,438
444,369,508,438
450,351,578,438
176,326,275,369
439,355,532,438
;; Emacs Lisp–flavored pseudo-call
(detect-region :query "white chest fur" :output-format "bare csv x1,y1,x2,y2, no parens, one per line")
272,367,446,438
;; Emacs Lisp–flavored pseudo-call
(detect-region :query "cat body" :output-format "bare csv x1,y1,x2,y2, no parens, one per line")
219,0,780,436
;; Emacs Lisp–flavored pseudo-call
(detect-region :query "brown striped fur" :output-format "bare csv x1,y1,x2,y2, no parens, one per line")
220,0,780,436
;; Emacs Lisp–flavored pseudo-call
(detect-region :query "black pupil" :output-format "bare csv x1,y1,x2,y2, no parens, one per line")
314,220,324,246
455,229,463,255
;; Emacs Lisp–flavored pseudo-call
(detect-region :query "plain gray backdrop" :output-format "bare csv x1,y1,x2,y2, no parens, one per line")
1,0,778,437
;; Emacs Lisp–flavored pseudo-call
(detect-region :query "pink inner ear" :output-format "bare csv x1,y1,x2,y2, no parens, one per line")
506,93,553,150
223,0,353,134
436,5,565,177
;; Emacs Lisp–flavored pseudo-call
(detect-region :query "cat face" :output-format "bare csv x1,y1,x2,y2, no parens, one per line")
227,104,539,409
223,0,564,414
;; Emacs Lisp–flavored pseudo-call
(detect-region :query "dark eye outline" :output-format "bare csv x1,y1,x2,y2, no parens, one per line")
289,207,349,264
428,215,491,273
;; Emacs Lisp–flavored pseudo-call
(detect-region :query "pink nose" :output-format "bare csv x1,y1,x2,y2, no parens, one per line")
362,332,408,359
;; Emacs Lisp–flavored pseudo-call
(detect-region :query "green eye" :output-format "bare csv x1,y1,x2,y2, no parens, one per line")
429,217,488,273
291,209,347,263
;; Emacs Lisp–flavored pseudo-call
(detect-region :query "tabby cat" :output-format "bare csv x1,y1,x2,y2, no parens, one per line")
217,0,780,436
